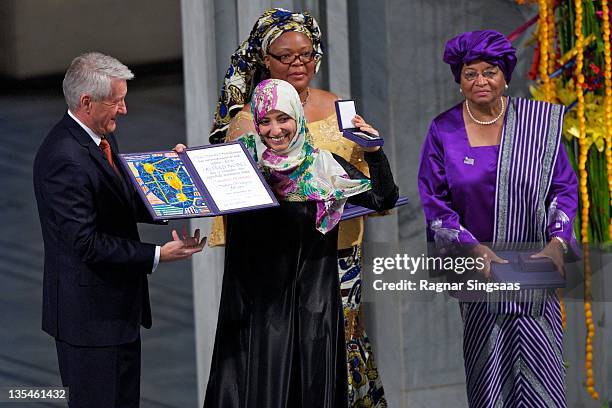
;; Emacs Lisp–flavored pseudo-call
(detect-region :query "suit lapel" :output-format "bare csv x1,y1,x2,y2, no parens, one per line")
87,143,131,205
105,133,134,203
63,114,131,207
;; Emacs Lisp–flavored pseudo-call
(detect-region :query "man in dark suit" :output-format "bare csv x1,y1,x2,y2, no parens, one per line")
33,52,204,408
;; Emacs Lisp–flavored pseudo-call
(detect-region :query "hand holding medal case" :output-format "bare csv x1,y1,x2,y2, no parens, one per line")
335,99,384,147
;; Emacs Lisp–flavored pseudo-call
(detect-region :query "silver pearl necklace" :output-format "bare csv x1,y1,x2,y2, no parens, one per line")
465,97,505,125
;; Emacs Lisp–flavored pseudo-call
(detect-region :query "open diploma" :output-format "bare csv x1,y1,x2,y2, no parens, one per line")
119,142,278,220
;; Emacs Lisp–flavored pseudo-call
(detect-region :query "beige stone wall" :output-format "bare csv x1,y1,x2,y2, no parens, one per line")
0,0,181,78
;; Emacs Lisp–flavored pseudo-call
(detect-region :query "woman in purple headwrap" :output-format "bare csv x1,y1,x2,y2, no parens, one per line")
418,30,578,407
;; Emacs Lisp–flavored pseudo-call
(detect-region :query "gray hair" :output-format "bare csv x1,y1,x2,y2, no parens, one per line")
62,52,134,111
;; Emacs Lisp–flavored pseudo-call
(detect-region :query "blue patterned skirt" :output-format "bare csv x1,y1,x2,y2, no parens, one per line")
460,290,566,407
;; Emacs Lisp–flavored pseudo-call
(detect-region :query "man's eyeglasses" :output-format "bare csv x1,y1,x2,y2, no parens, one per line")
462,68,500,81
267,50,321,65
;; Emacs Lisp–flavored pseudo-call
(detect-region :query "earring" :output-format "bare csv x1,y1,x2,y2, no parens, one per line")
459,87,463,94
505,84,509,90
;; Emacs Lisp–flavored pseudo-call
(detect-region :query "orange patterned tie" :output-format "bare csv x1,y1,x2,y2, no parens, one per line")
99,138,119,174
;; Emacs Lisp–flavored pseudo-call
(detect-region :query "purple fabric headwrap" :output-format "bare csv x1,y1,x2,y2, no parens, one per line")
443,30,517,83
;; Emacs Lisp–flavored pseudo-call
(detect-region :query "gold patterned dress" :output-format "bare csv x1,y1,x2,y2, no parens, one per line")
210,111,387,408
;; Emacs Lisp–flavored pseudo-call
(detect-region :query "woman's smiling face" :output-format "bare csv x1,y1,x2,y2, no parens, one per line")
257,109,297,152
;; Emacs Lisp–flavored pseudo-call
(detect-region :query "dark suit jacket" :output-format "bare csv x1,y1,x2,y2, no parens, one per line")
33,113,157,347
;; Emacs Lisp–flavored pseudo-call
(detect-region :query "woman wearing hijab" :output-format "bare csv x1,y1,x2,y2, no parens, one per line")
204,79,398,408
417,30,578,407
209,9,388,406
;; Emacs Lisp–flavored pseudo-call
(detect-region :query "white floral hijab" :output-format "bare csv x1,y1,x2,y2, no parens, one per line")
239,79,371,234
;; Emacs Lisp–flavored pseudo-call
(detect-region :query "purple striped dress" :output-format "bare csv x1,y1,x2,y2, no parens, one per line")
418,97,578,407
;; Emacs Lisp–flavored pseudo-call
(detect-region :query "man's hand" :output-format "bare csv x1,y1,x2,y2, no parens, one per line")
173,144,187,153
179,227,205,248
470,244,508,278
160,229,206,262
531,239,565,277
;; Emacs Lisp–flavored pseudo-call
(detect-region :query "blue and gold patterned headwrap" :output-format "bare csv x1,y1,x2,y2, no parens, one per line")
209,8,323,144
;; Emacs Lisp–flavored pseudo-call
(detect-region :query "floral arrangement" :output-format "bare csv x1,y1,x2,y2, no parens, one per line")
516,0,612,401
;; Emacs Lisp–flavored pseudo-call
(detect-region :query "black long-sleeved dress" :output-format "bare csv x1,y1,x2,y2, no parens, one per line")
204,149,399,408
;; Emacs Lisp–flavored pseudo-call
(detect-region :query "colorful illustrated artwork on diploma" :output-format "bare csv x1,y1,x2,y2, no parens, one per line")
122,152,210,218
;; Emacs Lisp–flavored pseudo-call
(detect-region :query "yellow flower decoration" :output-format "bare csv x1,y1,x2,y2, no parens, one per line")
556,78,577,106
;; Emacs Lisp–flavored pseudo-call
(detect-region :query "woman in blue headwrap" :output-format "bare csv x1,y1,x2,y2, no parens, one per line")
207,9,389,407
417,30,578,407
